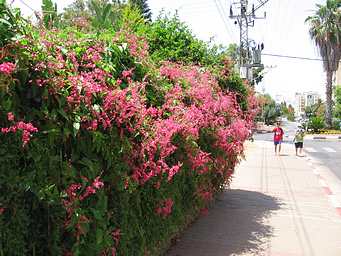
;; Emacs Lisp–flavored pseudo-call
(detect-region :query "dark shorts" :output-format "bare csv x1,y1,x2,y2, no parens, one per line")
295,142,303,148
274,140,282,145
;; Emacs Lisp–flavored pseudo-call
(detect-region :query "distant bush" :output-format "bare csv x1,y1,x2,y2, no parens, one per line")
308,116,325,132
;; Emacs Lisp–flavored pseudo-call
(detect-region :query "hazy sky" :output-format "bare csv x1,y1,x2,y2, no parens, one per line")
12,0,327,103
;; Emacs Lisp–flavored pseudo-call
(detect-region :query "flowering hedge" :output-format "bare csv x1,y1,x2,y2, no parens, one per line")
0,23,257,256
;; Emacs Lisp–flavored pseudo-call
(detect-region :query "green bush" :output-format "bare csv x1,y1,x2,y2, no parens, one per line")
308,116,325,132
0,5,257,256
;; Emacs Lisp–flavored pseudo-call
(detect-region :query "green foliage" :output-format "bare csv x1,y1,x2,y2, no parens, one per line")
251,67,264,86
308,116,325,132
146,14,220,66
129,0,152,21
144,14,249,108
257,94,281,125
42,0,59,28
0,2,25,47
305,0,341,127
62,0,123,31
0,8,253,256
334,85,341,119
280,102,295,121
88,0,120,29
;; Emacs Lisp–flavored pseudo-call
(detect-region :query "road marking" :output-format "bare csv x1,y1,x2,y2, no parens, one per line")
322,147,337,153
305,147,317,153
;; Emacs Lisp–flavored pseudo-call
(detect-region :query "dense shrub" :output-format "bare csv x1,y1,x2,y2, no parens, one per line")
308,116,325,132
0,5,258,256
145,14,249,110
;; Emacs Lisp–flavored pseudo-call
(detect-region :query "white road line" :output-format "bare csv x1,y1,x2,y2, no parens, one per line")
305,147,317,153
322,147,337,153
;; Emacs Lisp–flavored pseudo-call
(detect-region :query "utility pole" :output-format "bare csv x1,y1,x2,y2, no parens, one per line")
229,0,269,81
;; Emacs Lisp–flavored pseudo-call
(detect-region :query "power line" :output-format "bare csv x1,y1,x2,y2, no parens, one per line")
217,0,238,42
16,0,35,12
262,53,341,62
213,0,236,43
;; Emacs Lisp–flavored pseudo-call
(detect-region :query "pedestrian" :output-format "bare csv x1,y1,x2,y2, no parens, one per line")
273,121,284,155
293,126,305,156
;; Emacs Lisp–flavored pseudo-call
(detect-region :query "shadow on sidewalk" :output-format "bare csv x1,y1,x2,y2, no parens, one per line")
167,189,282,256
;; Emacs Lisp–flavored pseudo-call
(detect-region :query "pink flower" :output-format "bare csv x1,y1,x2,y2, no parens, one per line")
88,120,98,131
122,69,133,79
1,121,38,147
0,62,15,75
155,198,174,218
167,163,182,181
0,207,5,215
7,112,14,121
80,186,96,201
92,176,104,189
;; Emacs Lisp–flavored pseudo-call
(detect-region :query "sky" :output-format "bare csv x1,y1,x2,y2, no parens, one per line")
11,0,327,104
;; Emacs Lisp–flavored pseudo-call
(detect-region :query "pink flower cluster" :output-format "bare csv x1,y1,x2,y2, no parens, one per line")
155,198,174,218
113,31,149,60
62,177,104,239
7,31,258,200
1,120,38,147
0,62,15,75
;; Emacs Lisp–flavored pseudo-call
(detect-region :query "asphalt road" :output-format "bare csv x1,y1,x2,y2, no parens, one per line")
304,140,341,180
254,120,341,181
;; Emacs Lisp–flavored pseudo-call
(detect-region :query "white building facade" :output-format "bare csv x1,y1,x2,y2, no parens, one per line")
294,92,320,117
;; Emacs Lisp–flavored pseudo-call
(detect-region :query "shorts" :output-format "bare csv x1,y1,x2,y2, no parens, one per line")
295,142,303,148
274,140,282,145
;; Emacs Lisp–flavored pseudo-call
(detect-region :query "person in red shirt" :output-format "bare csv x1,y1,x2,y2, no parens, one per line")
273,122,284,155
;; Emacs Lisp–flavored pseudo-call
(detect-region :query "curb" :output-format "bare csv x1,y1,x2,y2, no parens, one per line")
306,156,341,218
313,136,327,140
305,135,341,140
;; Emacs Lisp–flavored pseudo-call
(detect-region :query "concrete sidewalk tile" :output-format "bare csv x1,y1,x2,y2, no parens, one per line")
166,140,341,256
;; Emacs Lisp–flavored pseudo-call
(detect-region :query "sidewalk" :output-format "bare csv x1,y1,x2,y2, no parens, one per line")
166,141,341,256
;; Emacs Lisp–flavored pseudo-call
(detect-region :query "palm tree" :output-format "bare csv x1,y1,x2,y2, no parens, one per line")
305,0,341,128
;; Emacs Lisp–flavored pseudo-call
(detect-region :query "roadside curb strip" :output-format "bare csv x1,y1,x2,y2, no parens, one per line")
306,156,341,218
305,135,341,140
313,136,326,140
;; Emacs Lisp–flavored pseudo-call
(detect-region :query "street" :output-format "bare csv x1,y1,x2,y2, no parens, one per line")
304,140,341,180
254,120,341,181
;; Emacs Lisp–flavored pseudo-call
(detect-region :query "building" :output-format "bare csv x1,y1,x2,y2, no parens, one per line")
294,92,320,117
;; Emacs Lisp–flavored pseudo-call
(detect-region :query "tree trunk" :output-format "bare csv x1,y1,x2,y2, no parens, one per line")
325,71,333,128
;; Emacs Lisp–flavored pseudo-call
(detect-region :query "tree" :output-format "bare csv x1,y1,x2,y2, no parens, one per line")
128,0,152,21
257,94,281,125
305,0,341,128
62,0,90,27
62,0,123,30
280,101,295,121
41,0,59,28
0,0,24,47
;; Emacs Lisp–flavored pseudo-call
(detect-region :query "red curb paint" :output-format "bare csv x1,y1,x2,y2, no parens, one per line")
322,186,333,195
307,154,341,219
336,208,341,217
